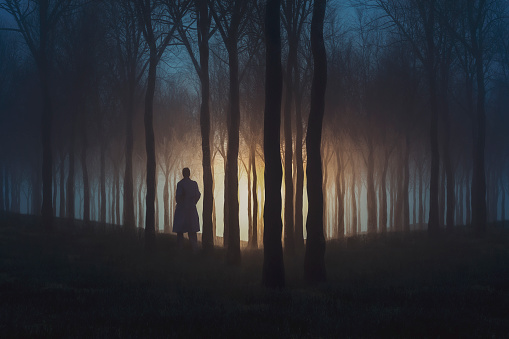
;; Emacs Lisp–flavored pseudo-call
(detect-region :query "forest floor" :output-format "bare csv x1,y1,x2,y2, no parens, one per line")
1,212,508,338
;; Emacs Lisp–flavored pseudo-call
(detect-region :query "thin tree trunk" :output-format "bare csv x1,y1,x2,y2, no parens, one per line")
283,46,295,255
67,119,76,220
163,171,170,233
59,148,66,217
40,1,53,228
81,129,90,223
403,136,410,232
3,167,8,211
366,138,377,233
197,0,214,251
439,163,445,227
294,68,304,251
123,81,136,230
144,53,158,248
251,145,258,248
419,165,424,227
100,142,106,224
351,160,357,236
335,150,344,238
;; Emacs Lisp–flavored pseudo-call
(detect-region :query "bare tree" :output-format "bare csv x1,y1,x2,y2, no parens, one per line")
262,0,285,288
304,0,327,283
1,0,75,228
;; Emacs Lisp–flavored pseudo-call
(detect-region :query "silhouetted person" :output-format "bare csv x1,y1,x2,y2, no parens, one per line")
173,167,201,251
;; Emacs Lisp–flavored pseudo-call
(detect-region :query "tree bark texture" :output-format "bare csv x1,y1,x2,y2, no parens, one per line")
304,0,327,284
262,0,285,288
198,0,214,251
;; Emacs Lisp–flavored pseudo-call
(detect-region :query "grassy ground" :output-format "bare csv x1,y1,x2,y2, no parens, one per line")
1,211,508,338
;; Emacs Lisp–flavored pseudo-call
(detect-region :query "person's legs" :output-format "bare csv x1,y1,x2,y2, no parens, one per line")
177,232,184,248
188,232,198,252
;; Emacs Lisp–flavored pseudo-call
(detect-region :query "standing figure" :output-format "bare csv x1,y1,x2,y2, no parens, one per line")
173,167,201,251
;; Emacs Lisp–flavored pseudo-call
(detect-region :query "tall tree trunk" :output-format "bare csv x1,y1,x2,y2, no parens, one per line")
403,136,410,232
470,6,487,236
262,0,285,288
155,173,159,231
380,152,389,233
197,0,214,251
138,174,144,229
39,0,53,228
67,121,76,220
335,150,344,238
304,0,327,283
466,170,471,225
425,1,440,237
52,163,57,216
123,81,136,230
294,67,305,250
439,163,445,227
351,161,357,236
366,138,377,234
81,130,90,223
441,85,455,232
501,178,505,222
247,159,253,246
163,171,170,233
116,166,121,224
100,141,106,223
144,53,157,248
283,48,295,255
418,165,424,227
0,165,4,211
427,69,440,237
225,40,241,265
59,149,65,217
3,167,8,211
250,144,258,248
458,173,464,225
412,164,417,226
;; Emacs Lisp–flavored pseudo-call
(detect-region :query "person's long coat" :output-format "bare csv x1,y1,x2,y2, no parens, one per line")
172,177,201,233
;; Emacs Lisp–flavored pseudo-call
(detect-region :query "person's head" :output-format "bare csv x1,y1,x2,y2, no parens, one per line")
182,167,190,178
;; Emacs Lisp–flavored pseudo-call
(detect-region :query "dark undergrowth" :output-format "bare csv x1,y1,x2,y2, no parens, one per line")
1,211,508,338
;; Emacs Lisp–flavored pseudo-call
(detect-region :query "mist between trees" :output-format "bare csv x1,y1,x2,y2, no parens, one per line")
0,0,508,278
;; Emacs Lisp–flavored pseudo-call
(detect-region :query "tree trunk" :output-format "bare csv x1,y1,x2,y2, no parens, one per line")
67,121,76,220
163,172,170,233
439,163,445,227
123,81,136,230
0,165,4,211
39,1,53,228
419,165,424,227
197,0,214,251
294,66,305,251
144,53,158,248
470,6,487,236
81,129,90,223
351,161,357,236
403,136,410,232
283,44,295,255
250,144,258,248
52,163,57,216
225,39,241,265
366,138,377,234
304,0,327,284
100,141,106,223
380,152,389,233
427,69,440,238
246,159,253,246
335,150,344,238
262,0,285,288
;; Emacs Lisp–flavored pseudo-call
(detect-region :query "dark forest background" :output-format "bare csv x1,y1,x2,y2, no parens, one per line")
0,0,508,280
